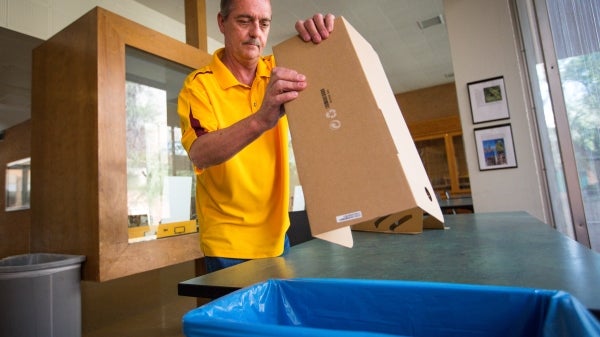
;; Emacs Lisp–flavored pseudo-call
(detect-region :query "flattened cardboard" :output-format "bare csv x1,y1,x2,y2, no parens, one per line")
351,208,424,234
273,17,444,247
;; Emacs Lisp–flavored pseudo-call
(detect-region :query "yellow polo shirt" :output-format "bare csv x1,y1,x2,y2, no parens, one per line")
178,49,290,259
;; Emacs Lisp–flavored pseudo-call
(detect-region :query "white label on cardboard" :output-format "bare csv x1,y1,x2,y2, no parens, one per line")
336,211,363,223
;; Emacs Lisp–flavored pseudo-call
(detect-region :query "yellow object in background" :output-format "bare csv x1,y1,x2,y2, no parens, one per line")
127,225,151,240
157,220,197,238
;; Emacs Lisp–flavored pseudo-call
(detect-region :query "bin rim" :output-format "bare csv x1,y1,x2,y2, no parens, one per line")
0,253,86,273
183,278,600,337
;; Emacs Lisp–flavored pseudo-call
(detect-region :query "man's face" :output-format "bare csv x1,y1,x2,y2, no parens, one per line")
218,0,272,64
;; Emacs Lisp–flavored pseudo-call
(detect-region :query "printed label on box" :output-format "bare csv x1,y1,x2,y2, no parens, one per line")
336,211,363,223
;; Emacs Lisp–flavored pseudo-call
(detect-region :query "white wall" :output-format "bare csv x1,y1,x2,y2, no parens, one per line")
444,0,550,223
0,0,222,51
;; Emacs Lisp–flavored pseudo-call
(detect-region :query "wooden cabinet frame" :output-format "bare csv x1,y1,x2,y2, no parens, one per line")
409,116,471,197
31,7,210,281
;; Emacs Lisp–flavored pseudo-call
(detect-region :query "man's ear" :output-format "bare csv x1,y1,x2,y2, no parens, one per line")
217,13,226,34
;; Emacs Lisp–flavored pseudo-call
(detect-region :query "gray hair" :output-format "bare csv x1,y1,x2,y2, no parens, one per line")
220,0,271,19
220,0,234,19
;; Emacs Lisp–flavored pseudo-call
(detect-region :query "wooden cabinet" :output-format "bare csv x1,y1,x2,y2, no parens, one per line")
408,116,471,197
31,7,210,281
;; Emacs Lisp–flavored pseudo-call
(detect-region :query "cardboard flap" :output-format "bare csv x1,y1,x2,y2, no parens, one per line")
396,153,445,223
352,208,424,234
346,16,445,225
314,226,354,248
343,16,445,225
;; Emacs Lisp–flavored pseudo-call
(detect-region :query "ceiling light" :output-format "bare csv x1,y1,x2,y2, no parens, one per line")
418,15,444,30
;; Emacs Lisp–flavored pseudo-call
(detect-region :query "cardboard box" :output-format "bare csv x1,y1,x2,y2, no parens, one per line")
273,17,444,247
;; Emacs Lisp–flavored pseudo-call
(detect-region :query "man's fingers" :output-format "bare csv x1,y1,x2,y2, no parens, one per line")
295,13,336,43
264,68,305,112
312,13,332,40
272,67,306,80
295,20,311,42
324,13,335,32
278,91,299,101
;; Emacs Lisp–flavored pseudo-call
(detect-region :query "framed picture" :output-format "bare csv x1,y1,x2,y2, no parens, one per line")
474,124,517,171
467,76,510,124
5,157,31,211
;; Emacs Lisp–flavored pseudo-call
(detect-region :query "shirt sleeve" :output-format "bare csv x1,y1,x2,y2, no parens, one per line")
177,71,216,154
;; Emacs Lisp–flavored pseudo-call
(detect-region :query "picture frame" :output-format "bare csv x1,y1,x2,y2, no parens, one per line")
5,157,31,211
467,76,510,124
474,124,517,171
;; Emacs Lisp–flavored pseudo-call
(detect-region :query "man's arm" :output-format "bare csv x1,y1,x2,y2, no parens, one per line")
187,68,306,170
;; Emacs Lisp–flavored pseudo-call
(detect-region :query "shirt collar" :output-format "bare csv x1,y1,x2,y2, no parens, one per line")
211,48,272,89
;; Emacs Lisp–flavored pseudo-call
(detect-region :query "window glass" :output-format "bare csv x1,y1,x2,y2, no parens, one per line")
5,157,30,211
516,0,600,249
125,46,196,243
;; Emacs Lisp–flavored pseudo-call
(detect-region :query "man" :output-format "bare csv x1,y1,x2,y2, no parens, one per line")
178,0,334,272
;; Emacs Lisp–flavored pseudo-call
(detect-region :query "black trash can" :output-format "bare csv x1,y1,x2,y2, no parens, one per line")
0,253,86,337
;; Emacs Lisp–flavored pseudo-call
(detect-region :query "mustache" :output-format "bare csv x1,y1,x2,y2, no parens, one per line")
243,38,261,47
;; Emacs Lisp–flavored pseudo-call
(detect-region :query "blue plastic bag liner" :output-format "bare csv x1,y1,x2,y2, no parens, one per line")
182,278,600,337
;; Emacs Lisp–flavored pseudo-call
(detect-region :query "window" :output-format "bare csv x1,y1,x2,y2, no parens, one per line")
125,46,196,242
516,0,600,250
5,157,30,211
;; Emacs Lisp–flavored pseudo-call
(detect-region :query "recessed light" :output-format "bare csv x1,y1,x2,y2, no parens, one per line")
418,15,444,30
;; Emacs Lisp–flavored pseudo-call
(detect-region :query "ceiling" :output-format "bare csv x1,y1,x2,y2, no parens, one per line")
141,0,454,92
0,0,453,132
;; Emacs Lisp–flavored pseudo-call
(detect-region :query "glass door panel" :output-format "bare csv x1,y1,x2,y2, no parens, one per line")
516,0,599,249
547,0,600,249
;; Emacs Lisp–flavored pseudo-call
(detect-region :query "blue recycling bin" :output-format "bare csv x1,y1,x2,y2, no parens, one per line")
183,278,600,337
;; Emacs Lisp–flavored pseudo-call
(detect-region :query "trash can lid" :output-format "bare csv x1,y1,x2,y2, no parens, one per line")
0,253,86,273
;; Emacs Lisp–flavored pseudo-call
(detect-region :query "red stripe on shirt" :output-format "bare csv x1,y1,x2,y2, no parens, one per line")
189,106,208,138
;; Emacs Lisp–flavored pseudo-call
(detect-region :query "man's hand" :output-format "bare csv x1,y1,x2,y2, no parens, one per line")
254,67,307,129
295,13,335,43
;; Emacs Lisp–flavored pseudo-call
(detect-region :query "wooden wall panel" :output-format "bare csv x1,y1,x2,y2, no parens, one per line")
396,82,459,125
31,8,101,275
